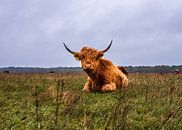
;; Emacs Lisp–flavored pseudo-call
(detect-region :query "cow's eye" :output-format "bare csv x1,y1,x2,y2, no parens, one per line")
81,55,85,60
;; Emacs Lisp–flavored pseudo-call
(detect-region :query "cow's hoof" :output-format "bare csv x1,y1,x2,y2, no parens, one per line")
83,89,90,93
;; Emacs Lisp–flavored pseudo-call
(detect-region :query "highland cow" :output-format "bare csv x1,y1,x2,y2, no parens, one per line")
63,40,128,92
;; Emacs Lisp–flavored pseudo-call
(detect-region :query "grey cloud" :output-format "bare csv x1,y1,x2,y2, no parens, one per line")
0,0,182,67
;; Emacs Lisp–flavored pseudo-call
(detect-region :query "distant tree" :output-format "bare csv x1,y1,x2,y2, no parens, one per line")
174,69,180,74
4,70,10,74
49,71,54,73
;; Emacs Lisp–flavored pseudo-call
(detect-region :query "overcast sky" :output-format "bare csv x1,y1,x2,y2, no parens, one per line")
0,0,182,67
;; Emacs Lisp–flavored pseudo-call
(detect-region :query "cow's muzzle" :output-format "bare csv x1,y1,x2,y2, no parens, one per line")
82,64,94,73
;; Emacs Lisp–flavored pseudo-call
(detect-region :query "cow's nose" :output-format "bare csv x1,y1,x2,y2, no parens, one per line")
84,64,92,69
83,64,93,71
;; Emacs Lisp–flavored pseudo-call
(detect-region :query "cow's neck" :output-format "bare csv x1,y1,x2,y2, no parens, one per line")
86,71,97,79
87,59,109,80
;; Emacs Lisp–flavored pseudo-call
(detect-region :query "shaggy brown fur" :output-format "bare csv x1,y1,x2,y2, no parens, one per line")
82,58,128,92
63,42,128,92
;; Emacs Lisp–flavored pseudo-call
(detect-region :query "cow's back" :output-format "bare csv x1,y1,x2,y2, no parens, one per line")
96,58,128,88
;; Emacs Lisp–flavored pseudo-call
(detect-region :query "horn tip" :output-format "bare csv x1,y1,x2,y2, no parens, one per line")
111,39,113,43
63,42,67,48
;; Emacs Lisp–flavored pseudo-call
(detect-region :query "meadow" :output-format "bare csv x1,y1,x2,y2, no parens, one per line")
0,72,181,130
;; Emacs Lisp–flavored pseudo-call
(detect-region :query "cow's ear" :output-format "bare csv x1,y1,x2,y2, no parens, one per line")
74,53,81,60
97,52,104,59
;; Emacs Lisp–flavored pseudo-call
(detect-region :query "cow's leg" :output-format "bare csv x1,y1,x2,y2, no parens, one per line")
83,84,90,92
101,83,116,92
83,77,92,92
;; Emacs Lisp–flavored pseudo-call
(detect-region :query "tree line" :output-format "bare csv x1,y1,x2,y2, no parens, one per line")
0,65,181,74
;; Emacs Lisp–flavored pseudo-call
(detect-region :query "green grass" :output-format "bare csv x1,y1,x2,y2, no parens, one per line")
0,73,182,129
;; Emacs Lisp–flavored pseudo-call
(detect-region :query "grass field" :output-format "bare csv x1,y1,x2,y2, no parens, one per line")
0,72,182,130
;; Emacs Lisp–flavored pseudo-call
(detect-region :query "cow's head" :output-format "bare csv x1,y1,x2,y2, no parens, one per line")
63,40,112,74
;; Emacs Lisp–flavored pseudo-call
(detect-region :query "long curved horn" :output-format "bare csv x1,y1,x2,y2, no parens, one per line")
101,40,113,53
63,42,77,55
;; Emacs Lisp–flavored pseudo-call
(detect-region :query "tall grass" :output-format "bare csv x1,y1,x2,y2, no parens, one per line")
0,73,181,129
